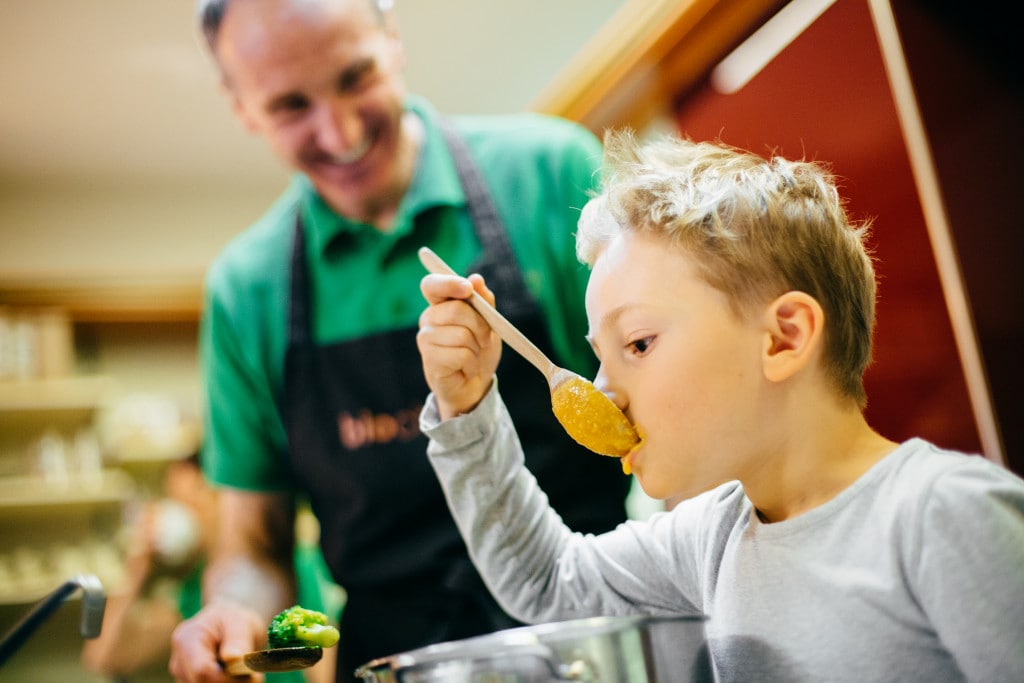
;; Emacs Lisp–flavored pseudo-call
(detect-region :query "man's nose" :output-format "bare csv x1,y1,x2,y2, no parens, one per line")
314,101,363,155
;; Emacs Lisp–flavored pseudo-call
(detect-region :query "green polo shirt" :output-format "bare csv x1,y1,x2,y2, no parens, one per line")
200,96,603,491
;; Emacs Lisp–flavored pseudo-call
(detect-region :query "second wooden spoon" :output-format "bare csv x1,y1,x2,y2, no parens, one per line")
418,246,640,459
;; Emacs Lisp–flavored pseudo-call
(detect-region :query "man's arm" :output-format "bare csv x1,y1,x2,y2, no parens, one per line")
204,489,297,615
169,490,297,682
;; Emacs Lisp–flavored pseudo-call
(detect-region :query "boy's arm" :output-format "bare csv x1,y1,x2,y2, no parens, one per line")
421,383,585,623
420,383,697,623
418,269,701,621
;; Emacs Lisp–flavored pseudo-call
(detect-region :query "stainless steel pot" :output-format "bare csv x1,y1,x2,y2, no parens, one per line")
354,614,711,682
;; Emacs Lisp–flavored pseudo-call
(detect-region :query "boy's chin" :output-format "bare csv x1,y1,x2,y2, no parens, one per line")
657,478,725,505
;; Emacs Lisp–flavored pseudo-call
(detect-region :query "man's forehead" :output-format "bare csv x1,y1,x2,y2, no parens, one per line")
219,0,369,69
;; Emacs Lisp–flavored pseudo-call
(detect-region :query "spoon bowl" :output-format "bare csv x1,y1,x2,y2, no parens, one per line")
418,247,641,460
223,646,323,676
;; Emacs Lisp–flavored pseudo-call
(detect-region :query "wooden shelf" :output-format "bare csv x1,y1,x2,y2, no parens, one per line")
0,376,115,413
0,469,136,510
0,274,203,323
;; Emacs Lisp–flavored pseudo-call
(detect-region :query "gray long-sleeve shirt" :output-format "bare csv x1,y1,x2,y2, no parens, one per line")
421,384,1024,682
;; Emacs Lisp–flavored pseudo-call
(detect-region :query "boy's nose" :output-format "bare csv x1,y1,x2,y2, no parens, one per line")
593,367,628,411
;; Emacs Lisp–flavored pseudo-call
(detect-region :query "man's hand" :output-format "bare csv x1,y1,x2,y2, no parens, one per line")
169,601,267,682
417,272,502,419
169,490,297,681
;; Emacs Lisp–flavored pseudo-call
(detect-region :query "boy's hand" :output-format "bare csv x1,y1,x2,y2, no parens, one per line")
417,273,502,420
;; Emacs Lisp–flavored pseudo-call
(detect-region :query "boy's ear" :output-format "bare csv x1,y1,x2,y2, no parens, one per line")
761,291,824,383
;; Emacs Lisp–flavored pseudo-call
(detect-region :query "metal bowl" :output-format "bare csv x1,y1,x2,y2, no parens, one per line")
355,614,711,682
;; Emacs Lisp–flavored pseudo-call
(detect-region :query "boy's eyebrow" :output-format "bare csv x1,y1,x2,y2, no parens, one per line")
587,304,633,348
601,305,632,330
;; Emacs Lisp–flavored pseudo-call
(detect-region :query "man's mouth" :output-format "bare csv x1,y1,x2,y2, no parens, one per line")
327,136,372,166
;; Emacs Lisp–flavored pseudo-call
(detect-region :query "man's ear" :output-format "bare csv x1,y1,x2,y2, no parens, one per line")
228,88,259,134
385,28,406,72
761,291,824,383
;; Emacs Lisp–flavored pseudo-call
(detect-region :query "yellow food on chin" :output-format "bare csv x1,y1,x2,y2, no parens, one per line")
620,431,645,475
550,376,641,458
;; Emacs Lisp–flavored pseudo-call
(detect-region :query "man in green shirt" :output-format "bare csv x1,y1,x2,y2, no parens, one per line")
170,1,631,681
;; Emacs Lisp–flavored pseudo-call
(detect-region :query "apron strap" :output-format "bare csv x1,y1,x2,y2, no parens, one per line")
288,213,311,346
438,121,535,319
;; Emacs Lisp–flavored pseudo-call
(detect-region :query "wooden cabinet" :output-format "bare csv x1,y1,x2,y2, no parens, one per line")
0,375,129,606
0,369,198,683
0,374,127,679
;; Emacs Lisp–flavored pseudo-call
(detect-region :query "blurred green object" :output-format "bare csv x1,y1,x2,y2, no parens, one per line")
267,605,340,649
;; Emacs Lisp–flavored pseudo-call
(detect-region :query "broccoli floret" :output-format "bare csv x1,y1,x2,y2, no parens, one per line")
267,605,340,649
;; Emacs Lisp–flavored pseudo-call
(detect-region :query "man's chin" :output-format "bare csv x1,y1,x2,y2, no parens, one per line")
310,176,384,222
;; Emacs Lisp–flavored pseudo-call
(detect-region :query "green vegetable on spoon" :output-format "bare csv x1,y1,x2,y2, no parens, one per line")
223,605,340,676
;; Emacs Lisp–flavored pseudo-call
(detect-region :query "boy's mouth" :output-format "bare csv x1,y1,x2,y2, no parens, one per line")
620,428,644,475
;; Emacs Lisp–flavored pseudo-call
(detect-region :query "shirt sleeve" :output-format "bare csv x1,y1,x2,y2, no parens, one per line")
200,267,293,491
910,458,1024,681
421,381,701,624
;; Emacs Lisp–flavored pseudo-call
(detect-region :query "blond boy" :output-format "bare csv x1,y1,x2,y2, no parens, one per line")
416,131,1024,681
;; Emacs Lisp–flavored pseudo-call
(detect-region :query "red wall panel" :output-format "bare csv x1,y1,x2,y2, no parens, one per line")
672,0,982,455
891,0,1023,473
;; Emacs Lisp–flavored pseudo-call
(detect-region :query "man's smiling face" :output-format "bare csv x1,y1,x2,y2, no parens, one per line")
218,0,410,222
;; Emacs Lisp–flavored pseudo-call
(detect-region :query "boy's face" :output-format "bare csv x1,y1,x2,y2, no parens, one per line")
585,231,768,501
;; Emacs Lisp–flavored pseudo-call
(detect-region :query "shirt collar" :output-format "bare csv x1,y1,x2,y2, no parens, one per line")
299,96,466,256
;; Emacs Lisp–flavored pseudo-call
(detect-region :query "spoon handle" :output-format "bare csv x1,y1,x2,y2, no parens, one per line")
418,247,557,380
222,657,252,676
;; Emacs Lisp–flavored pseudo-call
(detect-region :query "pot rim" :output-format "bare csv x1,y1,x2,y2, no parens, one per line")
353,613,708,676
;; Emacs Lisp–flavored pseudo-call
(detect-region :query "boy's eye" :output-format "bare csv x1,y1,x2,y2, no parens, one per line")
628,336,654,355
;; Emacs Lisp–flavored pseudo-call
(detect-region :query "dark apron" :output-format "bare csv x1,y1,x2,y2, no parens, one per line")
282,125,630,681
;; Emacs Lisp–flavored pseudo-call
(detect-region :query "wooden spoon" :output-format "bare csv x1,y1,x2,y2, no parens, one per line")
223,646,323,676
418,246,640,459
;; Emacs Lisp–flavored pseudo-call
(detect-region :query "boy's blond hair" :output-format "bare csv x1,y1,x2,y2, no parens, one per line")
577,130,876,407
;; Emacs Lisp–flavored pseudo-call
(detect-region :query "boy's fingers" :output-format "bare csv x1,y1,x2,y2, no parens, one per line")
420,273,473,304
466,273,496,307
